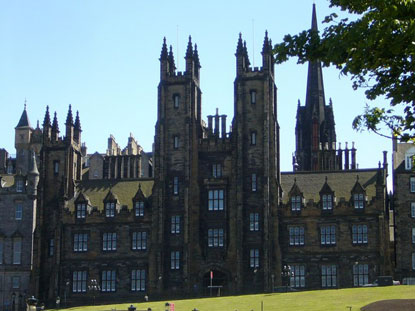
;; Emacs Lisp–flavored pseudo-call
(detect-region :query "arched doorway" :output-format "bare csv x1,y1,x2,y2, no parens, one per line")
202,270,228,297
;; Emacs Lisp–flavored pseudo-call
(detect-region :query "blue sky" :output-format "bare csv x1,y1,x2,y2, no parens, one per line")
0,0,392,176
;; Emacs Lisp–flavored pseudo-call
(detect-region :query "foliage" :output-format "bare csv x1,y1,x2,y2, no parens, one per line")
54,286,415,311
273,0,415,140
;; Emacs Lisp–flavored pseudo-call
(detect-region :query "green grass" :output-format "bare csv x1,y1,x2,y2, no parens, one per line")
57,286,415,311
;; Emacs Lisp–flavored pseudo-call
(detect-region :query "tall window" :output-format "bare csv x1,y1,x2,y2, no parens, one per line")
171,216,181,234
13,237,22,264
132,232,147,250
173,136,179,149
352,225,368,244
49,238,54,257
249,213,260,231
0,238,3,264
250,90,257,105
173,94,180,108
12,276,20,289
105,202,115,218
354,193,365,209
16,180,24,192
103,233,117,251
74,233,88,252
291,196,301,211
321,225,336,245
76,203,86,219
411,202,415,218
353,264,369,286
101,270,116,292
250,132,257,145
135,201,144,217
290,265,305,288
251,174,257,192
322,265,337,288
15,204,23,220
289,226,305,246
322,194,333,210
208,228,224,247
171,251,180,270
249,249,259,268
412,228,415,243
53,161,60,175
208,189,224,211
212,164,222,178
411,177,415,193
412,253,415,270
173,177,179,195
72,271,87,293
131,269,146,292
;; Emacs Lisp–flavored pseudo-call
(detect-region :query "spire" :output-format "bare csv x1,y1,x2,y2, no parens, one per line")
52,112,59,132
168,45,176,73
74,111,81,130
185,35,193,58
66,104,73,125
262,30,270,54
311,3,318,31
236,33,244,55
160,37,168,60
43,106,51,127
243,40,250,67
194,43,200,68
16,103,31,128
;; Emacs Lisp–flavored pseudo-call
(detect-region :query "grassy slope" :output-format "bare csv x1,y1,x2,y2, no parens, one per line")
61,286,415,311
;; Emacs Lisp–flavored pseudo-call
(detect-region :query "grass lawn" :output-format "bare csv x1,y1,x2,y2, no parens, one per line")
57,286,415,311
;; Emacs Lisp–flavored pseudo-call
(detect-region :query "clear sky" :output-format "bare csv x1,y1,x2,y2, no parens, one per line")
0,1,392,178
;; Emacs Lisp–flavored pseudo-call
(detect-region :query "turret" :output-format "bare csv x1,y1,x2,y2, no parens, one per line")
74,110,82,144
51,112,60,142
15,103,33,175
43,106,51,142
185,35,194,76
27,150,39,197
261,31,273,73
160,37,169,80
193,43,201,80
235,33,247,76
65,104,74,142
168,45,176,76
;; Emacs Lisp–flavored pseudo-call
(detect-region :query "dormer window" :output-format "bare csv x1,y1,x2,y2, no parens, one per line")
135,201,144,217
291,195,302,211
105,202,115,218
322,194,333,210
353,193,365,209
76,203,87,219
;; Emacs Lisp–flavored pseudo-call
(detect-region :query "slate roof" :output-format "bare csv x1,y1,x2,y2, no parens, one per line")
16,109,31,128
281,169,380,204
66,179,154,212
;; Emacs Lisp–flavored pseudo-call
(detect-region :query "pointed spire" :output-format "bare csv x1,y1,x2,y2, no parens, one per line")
52,112,59,132
74,111,81,130
43,106,51,127
66,104,73,125
160,37,168,60
236,33,244,55
194,43,200,68
16,103,31,128
36,120,40,129
168,45,176,72
185,35,193,58
243,40,250,67
262,30,270,54
311,3,318,31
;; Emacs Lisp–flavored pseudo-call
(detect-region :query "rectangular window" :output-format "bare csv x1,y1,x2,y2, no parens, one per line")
412,228,415,243
131,269,146,292
212,164,222,178
411,177,415,193
105,202,115,217
412,253,415,270
171,216,181,234
250,90,256,105
135,201,144,217
321,225,336,245
16,180,24,192
354,194,364,209
322,194,333,210
249,213,260,231
74,233,88,252
49,238,54,257
76,203,86,219
251,132,257,145
353,264,369,286
171,251,180,270
411,203,415,218
289,226,305,246
72,271,87,293
101,270,116,292
12,276,20,289
13,237,22,264
407,156,413,170
251,174,257,192
0,238,3,264
54,161,60,175
352,225,368,244
173,177,179,195
15,204,23,220
173,94,180,108
290,265,305,288
208,228,224,247
208,189,224,211
174,136,179,149
321,265,337,288
249,249,259,268
132,232,147,250
103,232,117,251
291,196,301,211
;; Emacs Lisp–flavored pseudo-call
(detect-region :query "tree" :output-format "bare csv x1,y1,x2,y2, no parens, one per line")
273,0,415,140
